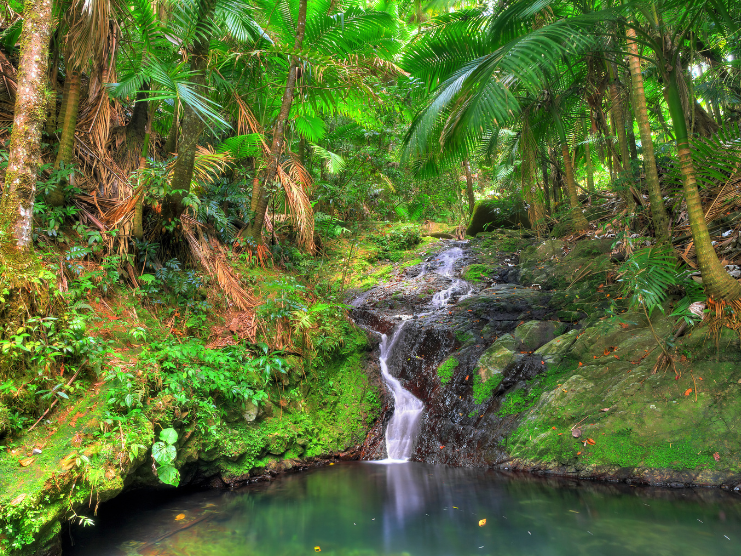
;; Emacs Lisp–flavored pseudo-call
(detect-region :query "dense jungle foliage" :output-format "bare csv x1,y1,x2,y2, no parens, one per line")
1,0,741,552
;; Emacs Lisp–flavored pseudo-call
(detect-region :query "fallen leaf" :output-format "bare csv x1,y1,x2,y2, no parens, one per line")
440,445,445,449
479,519,487,527
586,438,596,445
175,514,185,521
552,426,556,430
315,547,322,552
19,457,35,467
713,452,720,462
577,451,582,455
600,408,610,412
684,388,693,396
465,375,469,381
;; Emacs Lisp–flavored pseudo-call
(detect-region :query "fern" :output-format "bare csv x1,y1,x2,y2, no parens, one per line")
618,246,681,316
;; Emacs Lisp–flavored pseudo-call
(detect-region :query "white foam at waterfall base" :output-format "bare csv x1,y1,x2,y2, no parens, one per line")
378,322,424,462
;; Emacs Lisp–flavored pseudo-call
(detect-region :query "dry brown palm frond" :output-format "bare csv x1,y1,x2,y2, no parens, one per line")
181,217,259,316
278,162,314,253
67,0,115,71
193,146,233,184
231,91,270,155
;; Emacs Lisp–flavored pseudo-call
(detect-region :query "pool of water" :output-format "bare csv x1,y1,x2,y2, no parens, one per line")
66,462,741,556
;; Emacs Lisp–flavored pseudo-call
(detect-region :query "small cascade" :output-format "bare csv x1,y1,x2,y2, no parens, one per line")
379,322,424,461
429,246,473,310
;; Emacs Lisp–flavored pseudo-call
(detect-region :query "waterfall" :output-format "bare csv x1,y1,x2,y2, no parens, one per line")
366,243,473,462
379,322,424,461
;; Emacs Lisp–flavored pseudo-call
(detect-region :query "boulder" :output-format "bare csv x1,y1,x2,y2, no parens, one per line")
514,320,565,352
477,334,517,381
466,200,530,237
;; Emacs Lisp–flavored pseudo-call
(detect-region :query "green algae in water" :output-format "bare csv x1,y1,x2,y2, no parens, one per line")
66,462,741,556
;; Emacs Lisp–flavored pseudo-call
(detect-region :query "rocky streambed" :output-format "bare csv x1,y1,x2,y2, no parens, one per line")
352,231,741,491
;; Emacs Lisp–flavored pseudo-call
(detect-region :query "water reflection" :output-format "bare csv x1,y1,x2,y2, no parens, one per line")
66,462,741,556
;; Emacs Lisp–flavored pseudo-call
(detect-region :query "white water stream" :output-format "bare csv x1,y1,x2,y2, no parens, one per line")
379,322,424,461
378,245,471,461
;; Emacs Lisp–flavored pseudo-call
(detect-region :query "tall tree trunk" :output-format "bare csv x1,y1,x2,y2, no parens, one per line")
161,28,212,222
133,105,153,240
666,75,741,300
0,0,53,251
48,53,82,207
585,139,595,193
248,0,308,243
610,78,631,175
462,158,475,217
163,98,179,155
553,107,588,231
627,27,669,242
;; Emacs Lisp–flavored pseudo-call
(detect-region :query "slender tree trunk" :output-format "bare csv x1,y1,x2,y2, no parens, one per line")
248,0,308,243
585,139,595,193
666,75,741,300
561,143,588,231
462,158,475,216
627,27,669,241
48,55,82,207
162,28,212,222
133,105,154,240
163,98,179,155
553,106,588,231
610,79,631,175
0,0,53,250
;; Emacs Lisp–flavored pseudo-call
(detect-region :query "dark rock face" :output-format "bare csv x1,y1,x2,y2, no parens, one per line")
350,241,558,468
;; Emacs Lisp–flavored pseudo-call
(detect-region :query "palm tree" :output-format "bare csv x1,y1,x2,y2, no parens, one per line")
0,0,54,251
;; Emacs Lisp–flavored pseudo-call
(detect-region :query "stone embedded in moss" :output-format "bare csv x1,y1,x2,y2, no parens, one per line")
514,320,564,352
437,357,459,384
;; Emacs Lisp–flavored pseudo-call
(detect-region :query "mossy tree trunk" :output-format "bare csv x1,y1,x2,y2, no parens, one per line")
627,27,669,242
248,0,307,244
666,74,741,300
0,0,53,250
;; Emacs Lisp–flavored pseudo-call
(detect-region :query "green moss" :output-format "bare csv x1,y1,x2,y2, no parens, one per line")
462,264,489,283
472,373,502,404
498,364,571,416
455,331,473,344
401,258,423,269
437,357,459,384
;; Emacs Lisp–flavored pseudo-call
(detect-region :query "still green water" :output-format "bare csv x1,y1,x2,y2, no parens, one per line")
67,462,740,556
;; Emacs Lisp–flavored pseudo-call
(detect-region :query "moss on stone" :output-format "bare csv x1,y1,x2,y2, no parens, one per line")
437,357,459,384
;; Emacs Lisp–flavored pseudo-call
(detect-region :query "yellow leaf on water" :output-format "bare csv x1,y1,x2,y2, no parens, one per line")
478,519,487,527
175,514,185,521
314,547,321,552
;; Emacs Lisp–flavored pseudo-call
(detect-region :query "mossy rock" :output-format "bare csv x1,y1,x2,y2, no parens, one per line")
466,200,530,237
514,320,566,352
477,334,516,381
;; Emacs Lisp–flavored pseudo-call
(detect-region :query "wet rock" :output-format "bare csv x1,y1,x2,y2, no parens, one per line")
477,334,516,381
514,320,565,352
